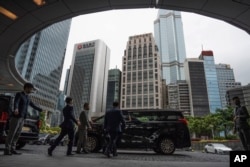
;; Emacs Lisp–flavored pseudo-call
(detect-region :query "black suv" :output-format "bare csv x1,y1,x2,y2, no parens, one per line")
85,109,191,155
0,95,41,149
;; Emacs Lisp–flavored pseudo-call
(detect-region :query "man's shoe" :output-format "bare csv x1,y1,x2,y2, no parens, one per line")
11,150,22,155
113,153,118,157
104,151,112,158
75,151,82,154
81,150,89,154
66,153,75,156
48,148,52,156
3,150,12,155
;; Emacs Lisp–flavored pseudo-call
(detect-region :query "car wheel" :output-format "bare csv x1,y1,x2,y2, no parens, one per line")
87,135,100,152
205,148,208,153
215,150,218,154
158,137,175,155
16,141,26,150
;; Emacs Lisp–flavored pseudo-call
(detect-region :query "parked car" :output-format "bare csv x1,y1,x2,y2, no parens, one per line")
49,134,68,146
0,95,42,149
81,109,191,155
204,143,232,154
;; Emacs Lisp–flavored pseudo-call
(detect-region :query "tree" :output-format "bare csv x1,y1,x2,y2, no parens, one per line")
186,106,235,139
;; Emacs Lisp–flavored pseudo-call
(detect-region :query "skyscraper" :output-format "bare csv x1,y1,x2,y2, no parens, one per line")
15,19,71,124
154,9,186,84
67,40,110,118
226,84,250,111
184,58,210,116
167,81,190,116
199,50,222,113
216,63,241,108
120,33,163,109
106,68,121,110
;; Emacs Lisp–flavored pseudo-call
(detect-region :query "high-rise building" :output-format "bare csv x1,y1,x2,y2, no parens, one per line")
226,84,250,111
154,9,186,84
63,68,71,95
67,40,110,118
106,68,121,110
120,33,162,109
166,80,190,116
15,19,71,125
199,50,222,113
216,63,241,108
184,58,210,116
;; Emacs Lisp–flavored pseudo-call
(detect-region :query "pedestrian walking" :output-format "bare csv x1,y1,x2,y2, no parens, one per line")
48,97,80,156
103,101,125,157
76,102,92,154
232,96,250,151
4,82,43,155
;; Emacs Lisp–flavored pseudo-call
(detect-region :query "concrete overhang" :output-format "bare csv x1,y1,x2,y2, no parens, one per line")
0,0,249,92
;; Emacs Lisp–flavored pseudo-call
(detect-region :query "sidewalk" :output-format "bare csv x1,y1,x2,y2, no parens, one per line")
0,152,228,167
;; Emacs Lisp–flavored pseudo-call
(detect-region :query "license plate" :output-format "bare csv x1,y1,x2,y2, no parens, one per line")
22,127,30,132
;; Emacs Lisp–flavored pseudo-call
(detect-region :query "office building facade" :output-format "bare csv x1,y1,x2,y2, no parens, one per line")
120,33,163,109
166,81,190,116
226,84,250,111
154,9,186,84
15,19,71,125
184,58,210,116
199,51,222,113
216,63,241,108
106,68,121,110
67,40,110,118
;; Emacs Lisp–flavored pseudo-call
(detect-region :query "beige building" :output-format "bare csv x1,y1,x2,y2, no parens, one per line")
120,33,163,109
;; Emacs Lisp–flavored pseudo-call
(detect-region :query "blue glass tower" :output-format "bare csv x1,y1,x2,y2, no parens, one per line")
199,51,222,113
154,9,186,84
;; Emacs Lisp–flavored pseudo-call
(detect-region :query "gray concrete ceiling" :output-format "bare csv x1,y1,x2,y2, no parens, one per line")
0,0,250,92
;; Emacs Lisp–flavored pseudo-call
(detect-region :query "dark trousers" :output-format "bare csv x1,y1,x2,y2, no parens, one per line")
238,128,250,151
49,128,75,154
105,131,119,155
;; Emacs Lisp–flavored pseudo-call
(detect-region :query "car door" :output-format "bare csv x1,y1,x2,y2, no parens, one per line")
120,111,155,148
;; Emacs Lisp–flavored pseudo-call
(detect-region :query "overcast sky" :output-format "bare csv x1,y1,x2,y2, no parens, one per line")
60,8,250,90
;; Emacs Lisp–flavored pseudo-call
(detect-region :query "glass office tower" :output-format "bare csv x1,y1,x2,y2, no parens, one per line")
184,58,210,117
199,51,222,113
216,64,241,108
154,9,186,84
67,40,110,118
106,68,121,110
15,19,71,124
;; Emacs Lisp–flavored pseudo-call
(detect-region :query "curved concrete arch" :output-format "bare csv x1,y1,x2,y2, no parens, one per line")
0,0,249,91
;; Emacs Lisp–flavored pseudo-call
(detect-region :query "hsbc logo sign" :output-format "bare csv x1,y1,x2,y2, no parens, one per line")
77,42,95,50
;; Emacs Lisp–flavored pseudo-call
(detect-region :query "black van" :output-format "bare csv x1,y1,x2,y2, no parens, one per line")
0,95,41,149
84,109,191,155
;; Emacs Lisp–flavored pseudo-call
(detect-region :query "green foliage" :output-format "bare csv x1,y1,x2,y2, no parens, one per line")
39,112,60,134
186,106,235,139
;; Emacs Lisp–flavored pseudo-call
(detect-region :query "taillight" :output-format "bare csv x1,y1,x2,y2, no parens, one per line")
179,118,188,125
37,120,42,129
0,112,8,122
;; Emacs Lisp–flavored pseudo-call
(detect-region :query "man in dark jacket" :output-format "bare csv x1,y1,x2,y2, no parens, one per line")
103,101,125,157
48,97,80,156
4,83,43,155
233,96,250,151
